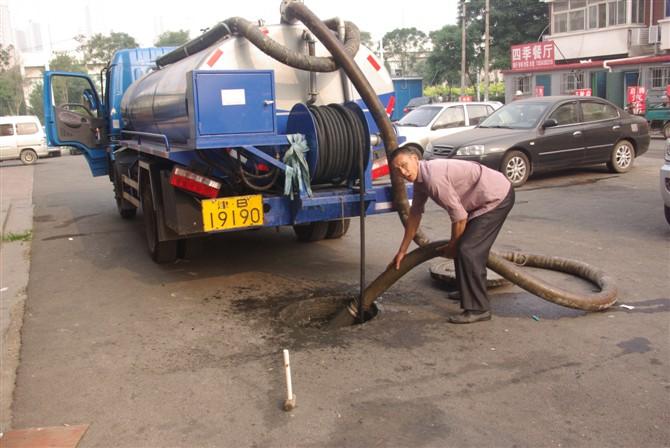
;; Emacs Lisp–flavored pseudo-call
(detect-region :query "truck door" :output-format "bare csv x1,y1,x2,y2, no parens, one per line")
44,71,110,176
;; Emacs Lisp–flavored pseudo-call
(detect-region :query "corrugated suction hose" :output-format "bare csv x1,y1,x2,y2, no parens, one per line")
229,0,619,325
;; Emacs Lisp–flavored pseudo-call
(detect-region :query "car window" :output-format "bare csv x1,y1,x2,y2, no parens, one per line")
466,105,492,125
16,122,39,135
0,124,14,136
581,101,618,121
433,106,465,129
397,106,442,127
480,101,551,129
407,97,429,107
548,102,579,125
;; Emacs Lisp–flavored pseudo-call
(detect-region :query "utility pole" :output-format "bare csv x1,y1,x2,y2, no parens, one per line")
461,0,467,98
484,0,490,101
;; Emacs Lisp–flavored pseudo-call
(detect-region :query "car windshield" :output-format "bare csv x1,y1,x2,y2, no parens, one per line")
479,101,552,129
397,106,442,127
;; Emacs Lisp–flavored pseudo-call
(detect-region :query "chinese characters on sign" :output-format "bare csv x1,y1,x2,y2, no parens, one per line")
574,89,592,97
511,41,555,70
627,86,647,115
534,86,544,97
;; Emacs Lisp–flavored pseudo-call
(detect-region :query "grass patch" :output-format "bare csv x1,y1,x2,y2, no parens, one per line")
2,230,32,242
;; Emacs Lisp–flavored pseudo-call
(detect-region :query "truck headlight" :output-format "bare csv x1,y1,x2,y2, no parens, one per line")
457,145,486,156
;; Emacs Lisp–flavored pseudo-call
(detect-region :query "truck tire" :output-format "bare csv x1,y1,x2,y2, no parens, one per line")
293,221,329,242
325,219,350,239
607,140,635,173
141,181,178,263
20,149,37,165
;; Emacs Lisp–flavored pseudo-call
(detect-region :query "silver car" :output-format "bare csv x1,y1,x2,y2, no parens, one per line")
661,140,670,225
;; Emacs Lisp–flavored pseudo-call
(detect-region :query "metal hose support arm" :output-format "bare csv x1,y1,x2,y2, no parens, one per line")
328,242,618,328
282,1,430,246
223,16,360,73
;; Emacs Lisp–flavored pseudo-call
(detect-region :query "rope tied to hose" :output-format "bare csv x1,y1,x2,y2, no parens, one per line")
283,133,312,199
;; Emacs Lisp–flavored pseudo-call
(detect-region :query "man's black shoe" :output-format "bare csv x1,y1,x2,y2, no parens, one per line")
447,310,492,324
445,290,461,301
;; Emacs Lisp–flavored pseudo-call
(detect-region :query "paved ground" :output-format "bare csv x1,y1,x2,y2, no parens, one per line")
8,145,670,447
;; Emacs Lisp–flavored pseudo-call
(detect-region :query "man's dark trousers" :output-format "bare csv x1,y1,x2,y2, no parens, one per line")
455,188,515,312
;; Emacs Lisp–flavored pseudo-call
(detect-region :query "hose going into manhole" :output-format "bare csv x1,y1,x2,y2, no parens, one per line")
228,1,618,326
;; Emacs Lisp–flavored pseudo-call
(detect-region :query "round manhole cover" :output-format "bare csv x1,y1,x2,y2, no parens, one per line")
429,260,510,289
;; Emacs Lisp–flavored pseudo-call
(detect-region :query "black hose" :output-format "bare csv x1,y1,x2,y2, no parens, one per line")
156,23,232,68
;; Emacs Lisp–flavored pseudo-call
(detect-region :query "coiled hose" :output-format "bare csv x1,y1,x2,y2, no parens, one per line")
228,1,619,325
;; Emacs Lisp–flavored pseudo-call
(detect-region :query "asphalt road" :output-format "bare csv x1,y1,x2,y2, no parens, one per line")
11,142,670,447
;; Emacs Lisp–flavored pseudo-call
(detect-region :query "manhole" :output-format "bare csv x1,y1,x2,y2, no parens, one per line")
429,260,510,289
278,295,379,328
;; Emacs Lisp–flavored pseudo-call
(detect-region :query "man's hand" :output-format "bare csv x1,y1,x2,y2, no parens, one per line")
390,250,406,270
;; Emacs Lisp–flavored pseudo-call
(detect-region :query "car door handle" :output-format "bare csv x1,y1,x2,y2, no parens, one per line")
612,125,621,130
573,131,582,137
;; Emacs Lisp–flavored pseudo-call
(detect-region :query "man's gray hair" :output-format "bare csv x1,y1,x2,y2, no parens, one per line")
389,145,423,164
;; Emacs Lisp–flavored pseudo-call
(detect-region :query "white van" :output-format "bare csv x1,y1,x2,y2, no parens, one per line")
0,115,50,164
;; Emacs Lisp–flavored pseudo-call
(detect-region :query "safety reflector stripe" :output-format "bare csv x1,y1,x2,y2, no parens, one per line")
367,54,381,71
385,95,396,116
372,157,389,179
207,49,223,67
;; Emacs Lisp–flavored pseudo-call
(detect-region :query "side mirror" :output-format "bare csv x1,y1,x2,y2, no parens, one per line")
542,118,558,129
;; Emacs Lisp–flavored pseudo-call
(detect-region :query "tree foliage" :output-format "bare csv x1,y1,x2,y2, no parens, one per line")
49,52,86,73
360,31,375,50
154,30,190,47
382,27,428,76
28,82,44,122
424,24,481,87
0,45,26,116
460,0,548,70
76,32,139,65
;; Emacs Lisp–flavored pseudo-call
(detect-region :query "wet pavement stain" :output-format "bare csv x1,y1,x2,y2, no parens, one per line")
616,337,652,354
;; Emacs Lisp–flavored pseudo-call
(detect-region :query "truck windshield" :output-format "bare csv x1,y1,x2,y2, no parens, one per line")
396,106,442,127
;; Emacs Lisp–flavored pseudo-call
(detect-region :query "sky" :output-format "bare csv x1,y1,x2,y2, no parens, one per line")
8,0,459,52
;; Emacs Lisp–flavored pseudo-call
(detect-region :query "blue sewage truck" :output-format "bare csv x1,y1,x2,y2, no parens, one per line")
43,4,408,263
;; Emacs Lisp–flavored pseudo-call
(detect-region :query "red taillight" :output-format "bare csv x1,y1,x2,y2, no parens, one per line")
403,107,409,113
169,166,221,198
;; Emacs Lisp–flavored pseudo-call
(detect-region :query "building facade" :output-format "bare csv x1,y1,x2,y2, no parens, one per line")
504,0,670,106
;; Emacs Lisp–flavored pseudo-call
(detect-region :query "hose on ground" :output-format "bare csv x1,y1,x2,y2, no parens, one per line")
328,242,619,328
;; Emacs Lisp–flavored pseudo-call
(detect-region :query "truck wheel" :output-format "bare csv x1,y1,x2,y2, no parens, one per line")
20,149,37,165
326,219,350,239
141,182,177,263
500,150,529,187
607,140,635,173
664,122,670,139
293,221,329,242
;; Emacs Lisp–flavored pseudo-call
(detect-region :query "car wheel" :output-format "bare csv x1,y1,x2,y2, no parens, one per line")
20,149,37,165
665,205,670,226
500,150,529,187
664,122,670,139
607,140,635,173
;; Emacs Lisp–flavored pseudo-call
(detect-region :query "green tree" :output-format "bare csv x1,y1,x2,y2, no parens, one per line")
382,28,428,76
49,52,86,72
461,0,548,69
154,29,190,47
76,32,138,65
28,82,44,122
424,24,481,87
0,45,26,116
360,31,375,50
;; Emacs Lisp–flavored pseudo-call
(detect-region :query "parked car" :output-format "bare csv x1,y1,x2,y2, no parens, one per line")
0,115,49,164
661,139,670,225
402,96,439,115
395,101,502,154
428,96,650,187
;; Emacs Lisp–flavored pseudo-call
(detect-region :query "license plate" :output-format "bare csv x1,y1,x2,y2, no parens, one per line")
201,194,264,232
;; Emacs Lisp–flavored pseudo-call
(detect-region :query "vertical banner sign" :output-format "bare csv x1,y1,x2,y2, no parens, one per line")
534,85,545,97
574,88,592,97
511,41,555,70
627,86,647,115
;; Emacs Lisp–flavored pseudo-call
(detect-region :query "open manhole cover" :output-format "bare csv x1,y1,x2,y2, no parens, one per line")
278,295,378,328
429,260,510,289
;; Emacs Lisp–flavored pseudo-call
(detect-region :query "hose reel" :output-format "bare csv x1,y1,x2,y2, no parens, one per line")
287,102,370,186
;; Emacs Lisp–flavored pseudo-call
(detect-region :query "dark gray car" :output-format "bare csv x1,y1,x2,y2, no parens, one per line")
426,96,650,187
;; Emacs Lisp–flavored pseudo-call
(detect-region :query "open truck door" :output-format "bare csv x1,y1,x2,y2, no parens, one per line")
44,71,109,176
